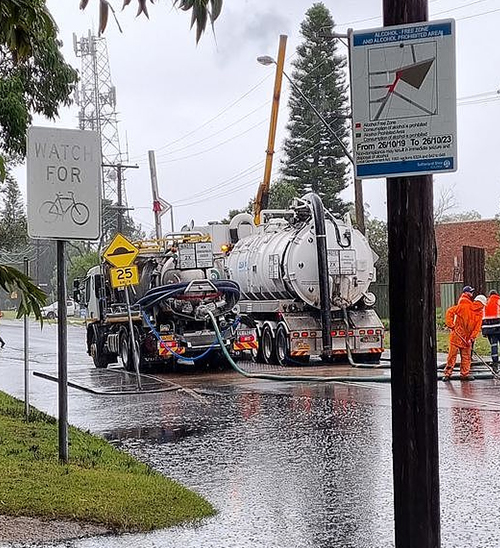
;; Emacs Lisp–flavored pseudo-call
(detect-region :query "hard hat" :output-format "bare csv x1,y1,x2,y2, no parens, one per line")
462,285,474,294
489,289,499,296
474,294,487,306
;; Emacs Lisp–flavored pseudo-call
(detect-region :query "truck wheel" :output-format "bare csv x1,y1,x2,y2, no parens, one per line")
47,311,56,320
275,324,290,366
261,325,277,365
120,328,141,372
90,331,110,369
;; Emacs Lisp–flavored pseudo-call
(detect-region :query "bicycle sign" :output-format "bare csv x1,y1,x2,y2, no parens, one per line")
27,126,101,240
39,191,90,226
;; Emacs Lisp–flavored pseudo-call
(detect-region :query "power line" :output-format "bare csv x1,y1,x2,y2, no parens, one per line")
156,118,268,165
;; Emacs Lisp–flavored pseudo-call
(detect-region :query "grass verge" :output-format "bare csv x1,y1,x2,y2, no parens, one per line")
383,330,491,356
0,391,215,531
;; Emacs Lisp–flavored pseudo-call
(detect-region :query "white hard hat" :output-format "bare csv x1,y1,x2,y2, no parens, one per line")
475,294,487,306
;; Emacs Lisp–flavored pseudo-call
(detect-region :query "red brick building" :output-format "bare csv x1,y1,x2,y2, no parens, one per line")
435,219,499,294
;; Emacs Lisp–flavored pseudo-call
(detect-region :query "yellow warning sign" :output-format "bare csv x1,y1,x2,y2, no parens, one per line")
103,233,139,268
109,265,139,288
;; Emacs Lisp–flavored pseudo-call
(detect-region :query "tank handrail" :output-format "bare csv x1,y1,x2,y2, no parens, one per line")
260,209,295,223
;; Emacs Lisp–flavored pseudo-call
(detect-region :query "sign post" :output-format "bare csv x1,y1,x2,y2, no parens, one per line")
27,127,101,463
350,19,456,179
103,233,142,389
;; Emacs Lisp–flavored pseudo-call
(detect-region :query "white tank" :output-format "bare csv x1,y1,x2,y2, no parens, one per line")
226,213,377,310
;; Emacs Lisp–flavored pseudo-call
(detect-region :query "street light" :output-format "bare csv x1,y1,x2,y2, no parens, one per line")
257,54,354,164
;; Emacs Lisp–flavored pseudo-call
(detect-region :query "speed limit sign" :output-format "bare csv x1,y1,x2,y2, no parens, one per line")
109,265,139,288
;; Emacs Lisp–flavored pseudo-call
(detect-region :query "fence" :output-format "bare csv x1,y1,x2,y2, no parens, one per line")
371,281,500,320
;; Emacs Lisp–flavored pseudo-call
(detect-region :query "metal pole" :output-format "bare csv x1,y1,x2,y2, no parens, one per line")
169,206,174,233
56,240,68,463
23,256,30,419
148,150,162,239
383,0,440,547
124,286,142,390
254,34,287,225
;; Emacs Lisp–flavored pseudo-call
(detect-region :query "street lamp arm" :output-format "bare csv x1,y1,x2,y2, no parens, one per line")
280,70,354,164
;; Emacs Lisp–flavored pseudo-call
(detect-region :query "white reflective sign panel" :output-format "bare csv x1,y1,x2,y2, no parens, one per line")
350,19,457,179
27,127,101,240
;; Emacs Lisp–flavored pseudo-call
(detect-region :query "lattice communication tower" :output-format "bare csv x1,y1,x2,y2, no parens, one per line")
73,31,125,208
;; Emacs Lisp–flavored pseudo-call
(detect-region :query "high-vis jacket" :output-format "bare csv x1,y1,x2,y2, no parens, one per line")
482,293,500,337
446,300,484,348
484,294,500,319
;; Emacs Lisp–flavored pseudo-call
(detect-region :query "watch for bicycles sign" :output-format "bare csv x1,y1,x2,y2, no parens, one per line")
26,127,102,240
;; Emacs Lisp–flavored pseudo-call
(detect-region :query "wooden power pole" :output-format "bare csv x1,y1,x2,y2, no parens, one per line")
384,0,441,547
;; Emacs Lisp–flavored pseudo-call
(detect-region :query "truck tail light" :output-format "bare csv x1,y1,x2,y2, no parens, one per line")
292,332,300,338
331,330,337,336
359,329,366,335
348,330,354,336
310,331,317,338
162,340,177,348
367,329,374,335
239,334,255,343
376,329,383,335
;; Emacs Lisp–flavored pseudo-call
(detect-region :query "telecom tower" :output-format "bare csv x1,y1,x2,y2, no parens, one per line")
73,31,125,210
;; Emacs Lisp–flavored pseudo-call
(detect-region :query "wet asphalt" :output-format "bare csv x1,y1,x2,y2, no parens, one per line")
1,318,500,548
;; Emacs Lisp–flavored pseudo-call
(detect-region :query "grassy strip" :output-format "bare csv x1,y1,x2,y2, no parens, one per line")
0,392,215,531
383,330,491,356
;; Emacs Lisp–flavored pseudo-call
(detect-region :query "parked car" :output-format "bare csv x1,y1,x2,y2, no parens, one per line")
41,299,76,319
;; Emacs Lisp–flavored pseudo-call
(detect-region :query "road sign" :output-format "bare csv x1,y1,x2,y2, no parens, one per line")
349,19,457,179
109,265,139,288
103,233,139,268
27,127,102,240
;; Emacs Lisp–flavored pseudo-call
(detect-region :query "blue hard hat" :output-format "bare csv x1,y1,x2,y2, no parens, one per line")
462,286,474,293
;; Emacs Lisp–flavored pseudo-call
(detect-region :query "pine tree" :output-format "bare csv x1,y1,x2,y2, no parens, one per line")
281,3,350,216
0,173,28,251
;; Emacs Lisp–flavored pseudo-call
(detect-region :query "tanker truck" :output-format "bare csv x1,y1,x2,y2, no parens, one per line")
194,193,384,365
75,232,256,371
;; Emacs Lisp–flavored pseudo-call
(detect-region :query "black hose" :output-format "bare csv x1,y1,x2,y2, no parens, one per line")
309,193,332,356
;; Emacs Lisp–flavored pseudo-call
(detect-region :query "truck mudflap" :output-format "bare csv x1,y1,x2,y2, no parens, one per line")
233,327,258,352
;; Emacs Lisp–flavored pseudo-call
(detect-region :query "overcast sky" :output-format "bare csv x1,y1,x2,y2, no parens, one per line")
16,0,500,234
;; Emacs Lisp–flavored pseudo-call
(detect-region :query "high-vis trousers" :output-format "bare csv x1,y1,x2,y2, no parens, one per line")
445,344,472,377
488,334,500,363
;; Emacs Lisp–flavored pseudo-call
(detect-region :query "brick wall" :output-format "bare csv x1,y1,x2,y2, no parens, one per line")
435,219,499,304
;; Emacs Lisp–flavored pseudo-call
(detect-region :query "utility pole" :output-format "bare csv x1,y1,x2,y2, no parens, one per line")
354,178,365,234
383,1,440,547
148,151,174,238
102,163,139,233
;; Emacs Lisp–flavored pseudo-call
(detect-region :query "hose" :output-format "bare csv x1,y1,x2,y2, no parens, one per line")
309,193,332,356
206,309,392,383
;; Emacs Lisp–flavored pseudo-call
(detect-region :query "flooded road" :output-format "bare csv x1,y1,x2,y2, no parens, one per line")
1,319,500,547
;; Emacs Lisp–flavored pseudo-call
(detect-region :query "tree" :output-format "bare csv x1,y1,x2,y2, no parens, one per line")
0,1,77,161
365,218,388,284
0,173,28,252
281,3,350,217
67,250,100,289
81,0,223,42
0,0,78,318
268,179,298,210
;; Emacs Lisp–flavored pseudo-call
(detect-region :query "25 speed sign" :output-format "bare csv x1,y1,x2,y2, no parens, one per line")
110,265,139,288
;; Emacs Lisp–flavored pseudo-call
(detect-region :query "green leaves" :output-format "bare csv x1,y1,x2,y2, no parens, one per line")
80,0,223,42
0,265,46,320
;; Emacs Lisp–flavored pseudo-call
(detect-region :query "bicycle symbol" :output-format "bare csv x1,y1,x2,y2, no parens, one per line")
39,191,90,226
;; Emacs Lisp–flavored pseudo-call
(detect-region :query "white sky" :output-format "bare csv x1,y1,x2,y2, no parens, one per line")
13,0,500,234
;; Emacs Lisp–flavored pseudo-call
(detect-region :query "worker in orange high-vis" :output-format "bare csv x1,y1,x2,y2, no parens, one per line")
482,289,500,373
443,294,486,381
